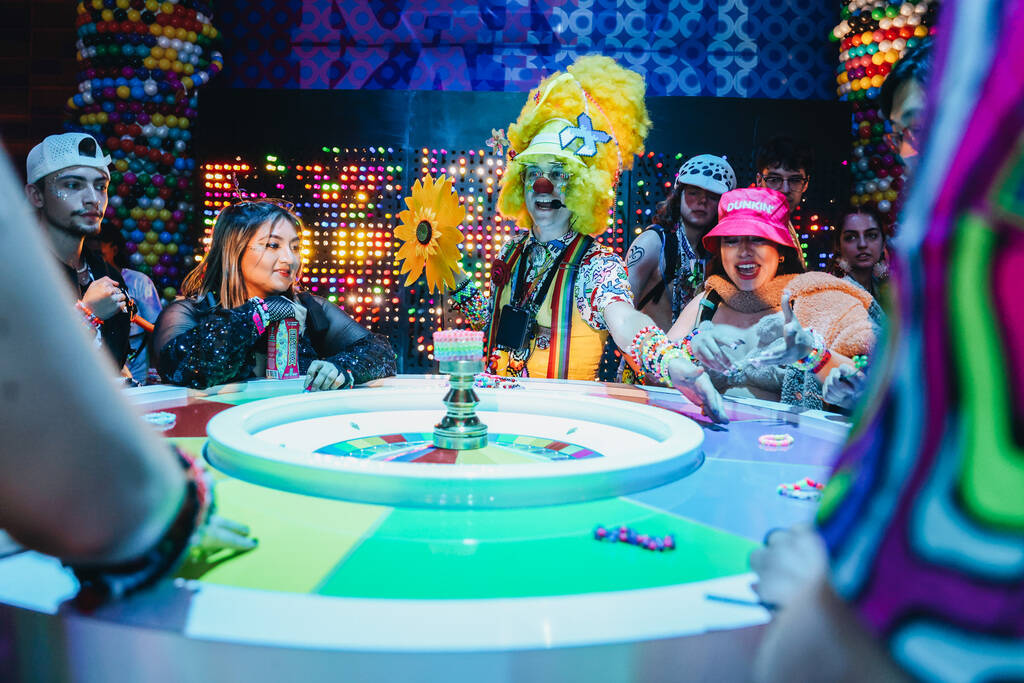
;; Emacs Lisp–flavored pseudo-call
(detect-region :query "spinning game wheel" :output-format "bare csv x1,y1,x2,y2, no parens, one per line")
0,376,850,682
204,387,704,508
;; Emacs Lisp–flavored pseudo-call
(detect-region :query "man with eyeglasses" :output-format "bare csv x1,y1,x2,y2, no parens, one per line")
24,133,132,372
880,38,931,178
625,154,737,333
754,136,813,269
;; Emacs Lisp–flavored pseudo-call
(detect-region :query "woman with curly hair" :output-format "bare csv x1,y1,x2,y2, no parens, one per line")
625,154,737,332
448,55,728,422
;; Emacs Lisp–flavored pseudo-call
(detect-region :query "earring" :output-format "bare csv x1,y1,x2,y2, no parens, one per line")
837,258,852,274
872,260,890,281
779,255,785,263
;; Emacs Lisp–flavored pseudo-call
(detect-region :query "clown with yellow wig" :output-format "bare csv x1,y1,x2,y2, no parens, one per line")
448,55,728,423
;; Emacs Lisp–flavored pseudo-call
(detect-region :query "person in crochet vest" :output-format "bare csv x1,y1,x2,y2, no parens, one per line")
667,187,877,409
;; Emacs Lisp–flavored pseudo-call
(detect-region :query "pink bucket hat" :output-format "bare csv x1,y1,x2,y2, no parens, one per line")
702,187,796,251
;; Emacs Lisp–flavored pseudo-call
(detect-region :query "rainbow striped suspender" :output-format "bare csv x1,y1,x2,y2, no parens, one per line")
545,235,593,378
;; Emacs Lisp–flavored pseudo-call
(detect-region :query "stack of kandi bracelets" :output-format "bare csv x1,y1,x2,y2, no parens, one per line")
628,325,686,386
792,330,831,374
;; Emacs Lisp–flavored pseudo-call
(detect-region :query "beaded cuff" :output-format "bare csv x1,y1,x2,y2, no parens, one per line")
628,324,685,387
67,446,212,611
792,330,827,371
76,301,104,328
811,348,833,374
679,329,702,367
449,280,490,331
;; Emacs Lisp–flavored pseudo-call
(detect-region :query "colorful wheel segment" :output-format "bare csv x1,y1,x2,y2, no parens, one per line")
316,431,602,464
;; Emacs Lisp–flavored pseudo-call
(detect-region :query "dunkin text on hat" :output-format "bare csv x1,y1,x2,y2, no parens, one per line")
724,199,777,214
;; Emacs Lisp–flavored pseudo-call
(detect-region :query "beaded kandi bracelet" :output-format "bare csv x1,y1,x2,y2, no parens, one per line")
791,330,826,372
67,445,213,610
678,329,702,366
75,301,104,328
810,348,832,374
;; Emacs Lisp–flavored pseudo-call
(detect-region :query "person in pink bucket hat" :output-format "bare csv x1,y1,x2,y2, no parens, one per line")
666,187,880,410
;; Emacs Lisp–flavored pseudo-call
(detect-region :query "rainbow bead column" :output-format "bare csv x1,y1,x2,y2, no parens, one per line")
831,0,938,227
433,329,488,450
67,0,222,302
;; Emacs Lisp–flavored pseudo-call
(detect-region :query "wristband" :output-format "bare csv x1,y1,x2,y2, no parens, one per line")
248,297,268,335
67,446,212,610
811,348,833,374
792,330,826,371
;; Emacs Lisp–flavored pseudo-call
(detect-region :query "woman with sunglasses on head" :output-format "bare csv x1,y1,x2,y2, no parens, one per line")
152,201,396,390
667,187,877,410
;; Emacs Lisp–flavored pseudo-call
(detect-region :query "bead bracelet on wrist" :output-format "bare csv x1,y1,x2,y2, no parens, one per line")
67,445,212,611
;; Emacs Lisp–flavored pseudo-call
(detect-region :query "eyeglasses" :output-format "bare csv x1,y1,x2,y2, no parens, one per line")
884,126,921,156
524,166,570,185
759,174,808,191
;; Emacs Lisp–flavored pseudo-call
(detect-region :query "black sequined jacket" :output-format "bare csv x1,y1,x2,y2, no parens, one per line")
152,291,397,389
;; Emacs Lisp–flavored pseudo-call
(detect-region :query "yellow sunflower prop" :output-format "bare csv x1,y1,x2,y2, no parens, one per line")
394,174,466,292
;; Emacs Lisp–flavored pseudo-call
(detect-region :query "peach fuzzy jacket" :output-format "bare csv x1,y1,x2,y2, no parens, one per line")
705,271,876,357
787,271,876,357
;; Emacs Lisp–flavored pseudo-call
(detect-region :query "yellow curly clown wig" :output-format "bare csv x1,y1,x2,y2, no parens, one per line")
497,55,651,237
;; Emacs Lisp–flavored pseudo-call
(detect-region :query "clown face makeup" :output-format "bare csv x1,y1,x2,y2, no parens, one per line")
523,156,572,236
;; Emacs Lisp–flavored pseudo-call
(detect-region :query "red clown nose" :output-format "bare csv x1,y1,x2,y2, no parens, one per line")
532,177,555,194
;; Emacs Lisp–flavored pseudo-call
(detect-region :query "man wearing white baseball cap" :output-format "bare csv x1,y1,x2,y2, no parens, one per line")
24,132,131,370
625,154,737,333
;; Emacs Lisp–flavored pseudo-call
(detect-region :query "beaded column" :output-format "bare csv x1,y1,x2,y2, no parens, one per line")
432,330,489,450
67,0,223,303
831,0,939,230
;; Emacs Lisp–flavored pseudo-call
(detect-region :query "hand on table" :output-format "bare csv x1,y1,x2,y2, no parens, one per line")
177,514,257,580
81,276,127,320
305,360,352,391
667,357,729,424
749,524,828,610
195,514,257,553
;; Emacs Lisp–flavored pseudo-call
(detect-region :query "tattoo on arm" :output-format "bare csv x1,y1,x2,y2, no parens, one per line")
626,245,646,269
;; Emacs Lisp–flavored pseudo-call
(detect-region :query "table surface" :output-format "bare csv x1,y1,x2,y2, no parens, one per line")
0,375,849,655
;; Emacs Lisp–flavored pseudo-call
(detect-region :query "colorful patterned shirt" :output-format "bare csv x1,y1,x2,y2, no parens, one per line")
816,6,1024,681
451,230,633,333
